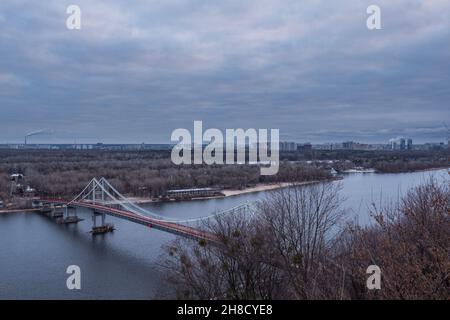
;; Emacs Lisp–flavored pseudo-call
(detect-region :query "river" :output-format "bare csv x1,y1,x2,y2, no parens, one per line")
0,169,448,299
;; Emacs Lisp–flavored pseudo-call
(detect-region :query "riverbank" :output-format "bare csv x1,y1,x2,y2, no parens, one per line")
222,180,324,197
397,166,450,173
373,165,450,174
127,179,336,203
0,208,41,214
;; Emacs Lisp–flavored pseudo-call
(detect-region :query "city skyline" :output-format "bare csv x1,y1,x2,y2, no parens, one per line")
0,129,449,145
1,136,448,149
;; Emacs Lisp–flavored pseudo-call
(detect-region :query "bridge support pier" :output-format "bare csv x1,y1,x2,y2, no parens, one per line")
61,206,83,224
91,210,114,235
50,205,64,219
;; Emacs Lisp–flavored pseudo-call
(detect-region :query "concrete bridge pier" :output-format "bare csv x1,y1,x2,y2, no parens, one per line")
50,205,64,219
62,206,83,224
91,211,105,228
91,210,114,235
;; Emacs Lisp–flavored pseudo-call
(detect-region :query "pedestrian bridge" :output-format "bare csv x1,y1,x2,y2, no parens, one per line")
39,177,253,242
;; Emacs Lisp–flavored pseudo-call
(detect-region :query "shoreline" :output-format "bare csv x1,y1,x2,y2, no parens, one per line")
221,180,324,197
373,166,450,174
120,167,449,203
128,179,334,203
5,168,447,209
0,208,41,214
0,181,327,211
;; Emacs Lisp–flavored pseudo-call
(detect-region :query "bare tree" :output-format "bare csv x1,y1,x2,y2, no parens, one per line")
162,210,285,299
257,182,345,299
0,150,331,199
339,178,450,299
161,182,346,300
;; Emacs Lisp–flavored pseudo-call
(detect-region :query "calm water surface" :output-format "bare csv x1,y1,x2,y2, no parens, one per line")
0,169,448,299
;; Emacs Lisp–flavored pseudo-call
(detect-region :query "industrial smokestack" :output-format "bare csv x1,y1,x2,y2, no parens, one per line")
24,129,52,145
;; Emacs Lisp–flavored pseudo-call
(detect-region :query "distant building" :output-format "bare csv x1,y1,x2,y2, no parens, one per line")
399,138,406,150
389,137,412,151
10,174,24,182
0,143,172,151
407,139,413,150
166,188,223,200
391,140,398,150
312,144,333,151
280,141,297,152
417,142,445,151
330,141,371,151
297,143,312,152
342,141,354,150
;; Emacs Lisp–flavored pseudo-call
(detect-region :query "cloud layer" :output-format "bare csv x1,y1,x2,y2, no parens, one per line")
1,0,449,143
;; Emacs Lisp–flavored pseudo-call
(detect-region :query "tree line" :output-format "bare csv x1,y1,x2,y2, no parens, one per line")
281,149,450,173
0,150,331,201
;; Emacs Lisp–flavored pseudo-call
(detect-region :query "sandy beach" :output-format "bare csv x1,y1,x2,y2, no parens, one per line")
123,180,324,203
221,180,322,197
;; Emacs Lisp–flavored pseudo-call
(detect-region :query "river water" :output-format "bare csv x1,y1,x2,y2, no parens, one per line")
0,169,448,299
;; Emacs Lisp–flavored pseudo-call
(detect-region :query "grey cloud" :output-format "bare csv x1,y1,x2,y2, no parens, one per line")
0,0,449,143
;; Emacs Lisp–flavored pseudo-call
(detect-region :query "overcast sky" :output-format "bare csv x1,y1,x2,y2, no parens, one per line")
0,0,449,144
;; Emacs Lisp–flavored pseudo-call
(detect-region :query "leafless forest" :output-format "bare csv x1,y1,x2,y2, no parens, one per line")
1,149,448,202
162,179,450,300
284,149,450,173
0,150,331,201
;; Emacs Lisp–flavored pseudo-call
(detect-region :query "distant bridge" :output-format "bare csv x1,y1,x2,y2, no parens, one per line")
39,178,254,242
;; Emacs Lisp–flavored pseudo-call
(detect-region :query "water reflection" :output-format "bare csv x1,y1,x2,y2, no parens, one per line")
0,169,447,299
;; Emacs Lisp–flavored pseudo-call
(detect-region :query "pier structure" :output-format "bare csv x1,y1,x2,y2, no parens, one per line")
61,205,83,224
91,210,114,235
